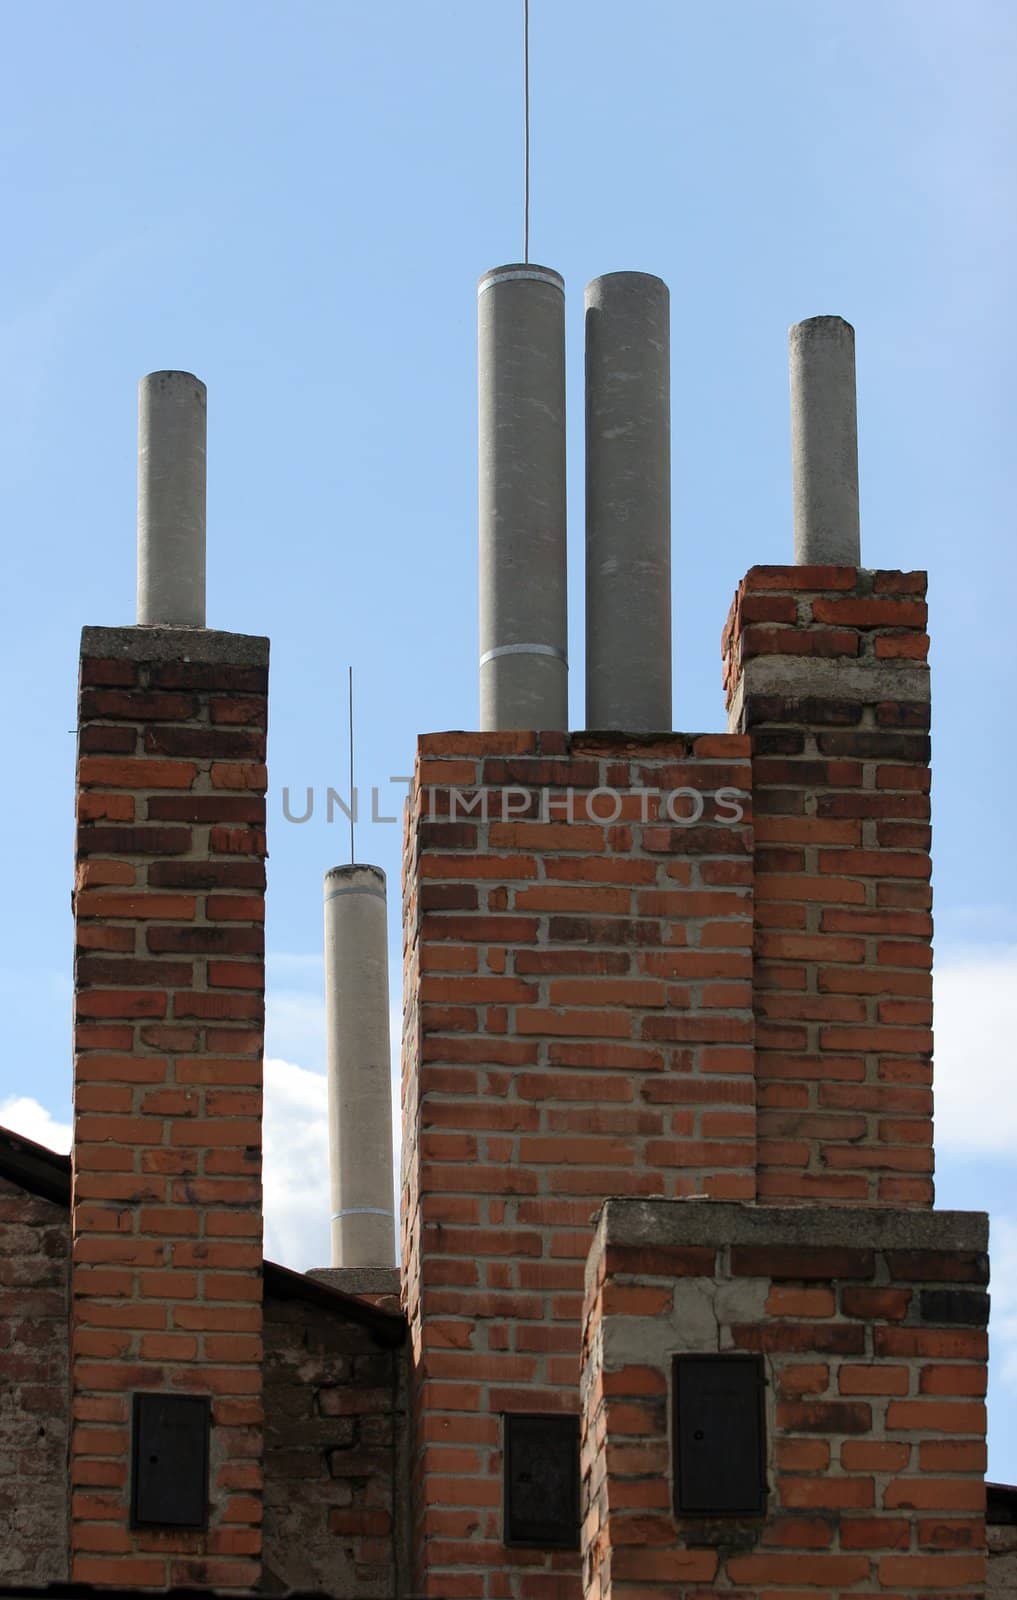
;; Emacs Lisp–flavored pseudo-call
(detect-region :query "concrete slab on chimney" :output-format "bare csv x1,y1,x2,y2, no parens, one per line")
81,624,269,666
588,1197,989,1296
308,1267,401,1298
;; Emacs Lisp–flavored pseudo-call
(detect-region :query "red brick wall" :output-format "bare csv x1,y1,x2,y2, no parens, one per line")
401,731,755,1598
395,566,968,1596
70,626,268,1590
722,567,933,1206
582,1200,988,1598
0,1175,70,1584
262,1288,409,1596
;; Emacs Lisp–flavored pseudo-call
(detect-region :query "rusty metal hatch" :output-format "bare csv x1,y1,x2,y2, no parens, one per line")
131,1392,210,1529
503,1413,580,1548
672,1354,767,1516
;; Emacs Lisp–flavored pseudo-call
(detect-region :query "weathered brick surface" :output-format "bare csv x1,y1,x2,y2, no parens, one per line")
0,1175,70,1584
402,732,754,1597
582,1200,988,1599
262,1293,409,1597
722,568,934,1206
393,568,985,1595
988,1518,1017,1597
70,628,268,1590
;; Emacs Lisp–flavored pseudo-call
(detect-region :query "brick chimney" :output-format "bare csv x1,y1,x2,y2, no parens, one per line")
722,564,933,1205
70,627,268,1589
401,729,760,1595
397,289,988,1598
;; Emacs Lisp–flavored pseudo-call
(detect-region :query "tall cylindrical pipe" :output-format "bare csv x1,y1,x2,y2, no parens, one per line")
478,264,568,731
585,272,671,730
789,317,861,565
323,864,397,1269
137,370,207,627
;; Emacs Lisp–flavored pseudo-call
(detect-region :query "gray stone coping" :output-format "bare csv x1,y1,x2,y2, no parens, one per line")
307,1266,401,1298
587,1199,989,1295
81,625,269,667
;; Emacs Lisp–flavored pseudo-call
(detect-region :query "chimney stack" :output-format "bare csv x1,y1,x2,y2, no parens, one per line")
70,374,269,1588
323,864,397,1269
137,370,207,627
584,271,671,730
478,265,568,731
788,316,861,565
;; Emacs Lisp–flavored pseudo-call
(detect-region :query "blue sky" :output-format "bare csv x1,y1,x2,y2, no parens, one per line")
1,1,1015,1477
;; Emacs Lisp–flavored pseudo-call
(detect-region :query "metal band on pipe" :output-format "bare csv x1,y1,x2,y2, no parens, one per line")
330,1207,396,1222
323,884,387,904
480,643,568,666
479,266,564,295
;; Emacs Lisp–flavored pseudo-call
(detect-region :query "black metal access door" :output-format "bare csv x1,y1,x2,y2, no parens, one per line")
672,1354,766,1516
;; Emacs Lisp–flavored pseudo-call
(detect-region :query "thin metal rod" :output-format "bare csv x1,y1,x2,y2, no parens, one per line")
348,666,355,864
523,0,530,264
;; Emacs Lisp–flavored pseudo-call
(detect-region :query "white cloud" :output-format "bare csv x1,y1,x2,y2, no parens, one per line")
265,988,327,1076
991,1218,1017,1396
262,1057,331,1272
0,1096,71,1153
261,990,403,1273
265,952,326,1074
933,946,1017,1154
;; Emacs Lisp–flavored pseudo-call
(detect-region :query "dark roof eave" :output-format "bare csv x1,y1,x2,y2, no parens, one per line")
0,1124,71,1206
263,1259,406,1346
988,1481,1017,1524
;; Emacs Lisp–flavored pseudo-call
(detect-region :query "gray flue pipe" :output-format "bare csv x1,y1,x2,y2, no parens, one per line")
585,273,672,730
137,371,207,626
789,317,861,565
324,865,397,1269
478,265,568,731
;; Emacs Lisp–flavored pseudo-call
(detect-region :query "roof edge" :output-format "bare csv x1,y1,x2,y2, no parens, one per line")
0,1124,71,1206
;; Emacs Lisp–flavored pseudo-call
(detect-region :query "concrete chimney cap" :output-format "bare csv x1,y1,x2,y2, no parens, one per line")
324,863,386,879
141,369,206,392
478,263,564,296
323,863,387,900
789,315,855,339
586,270,669,295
